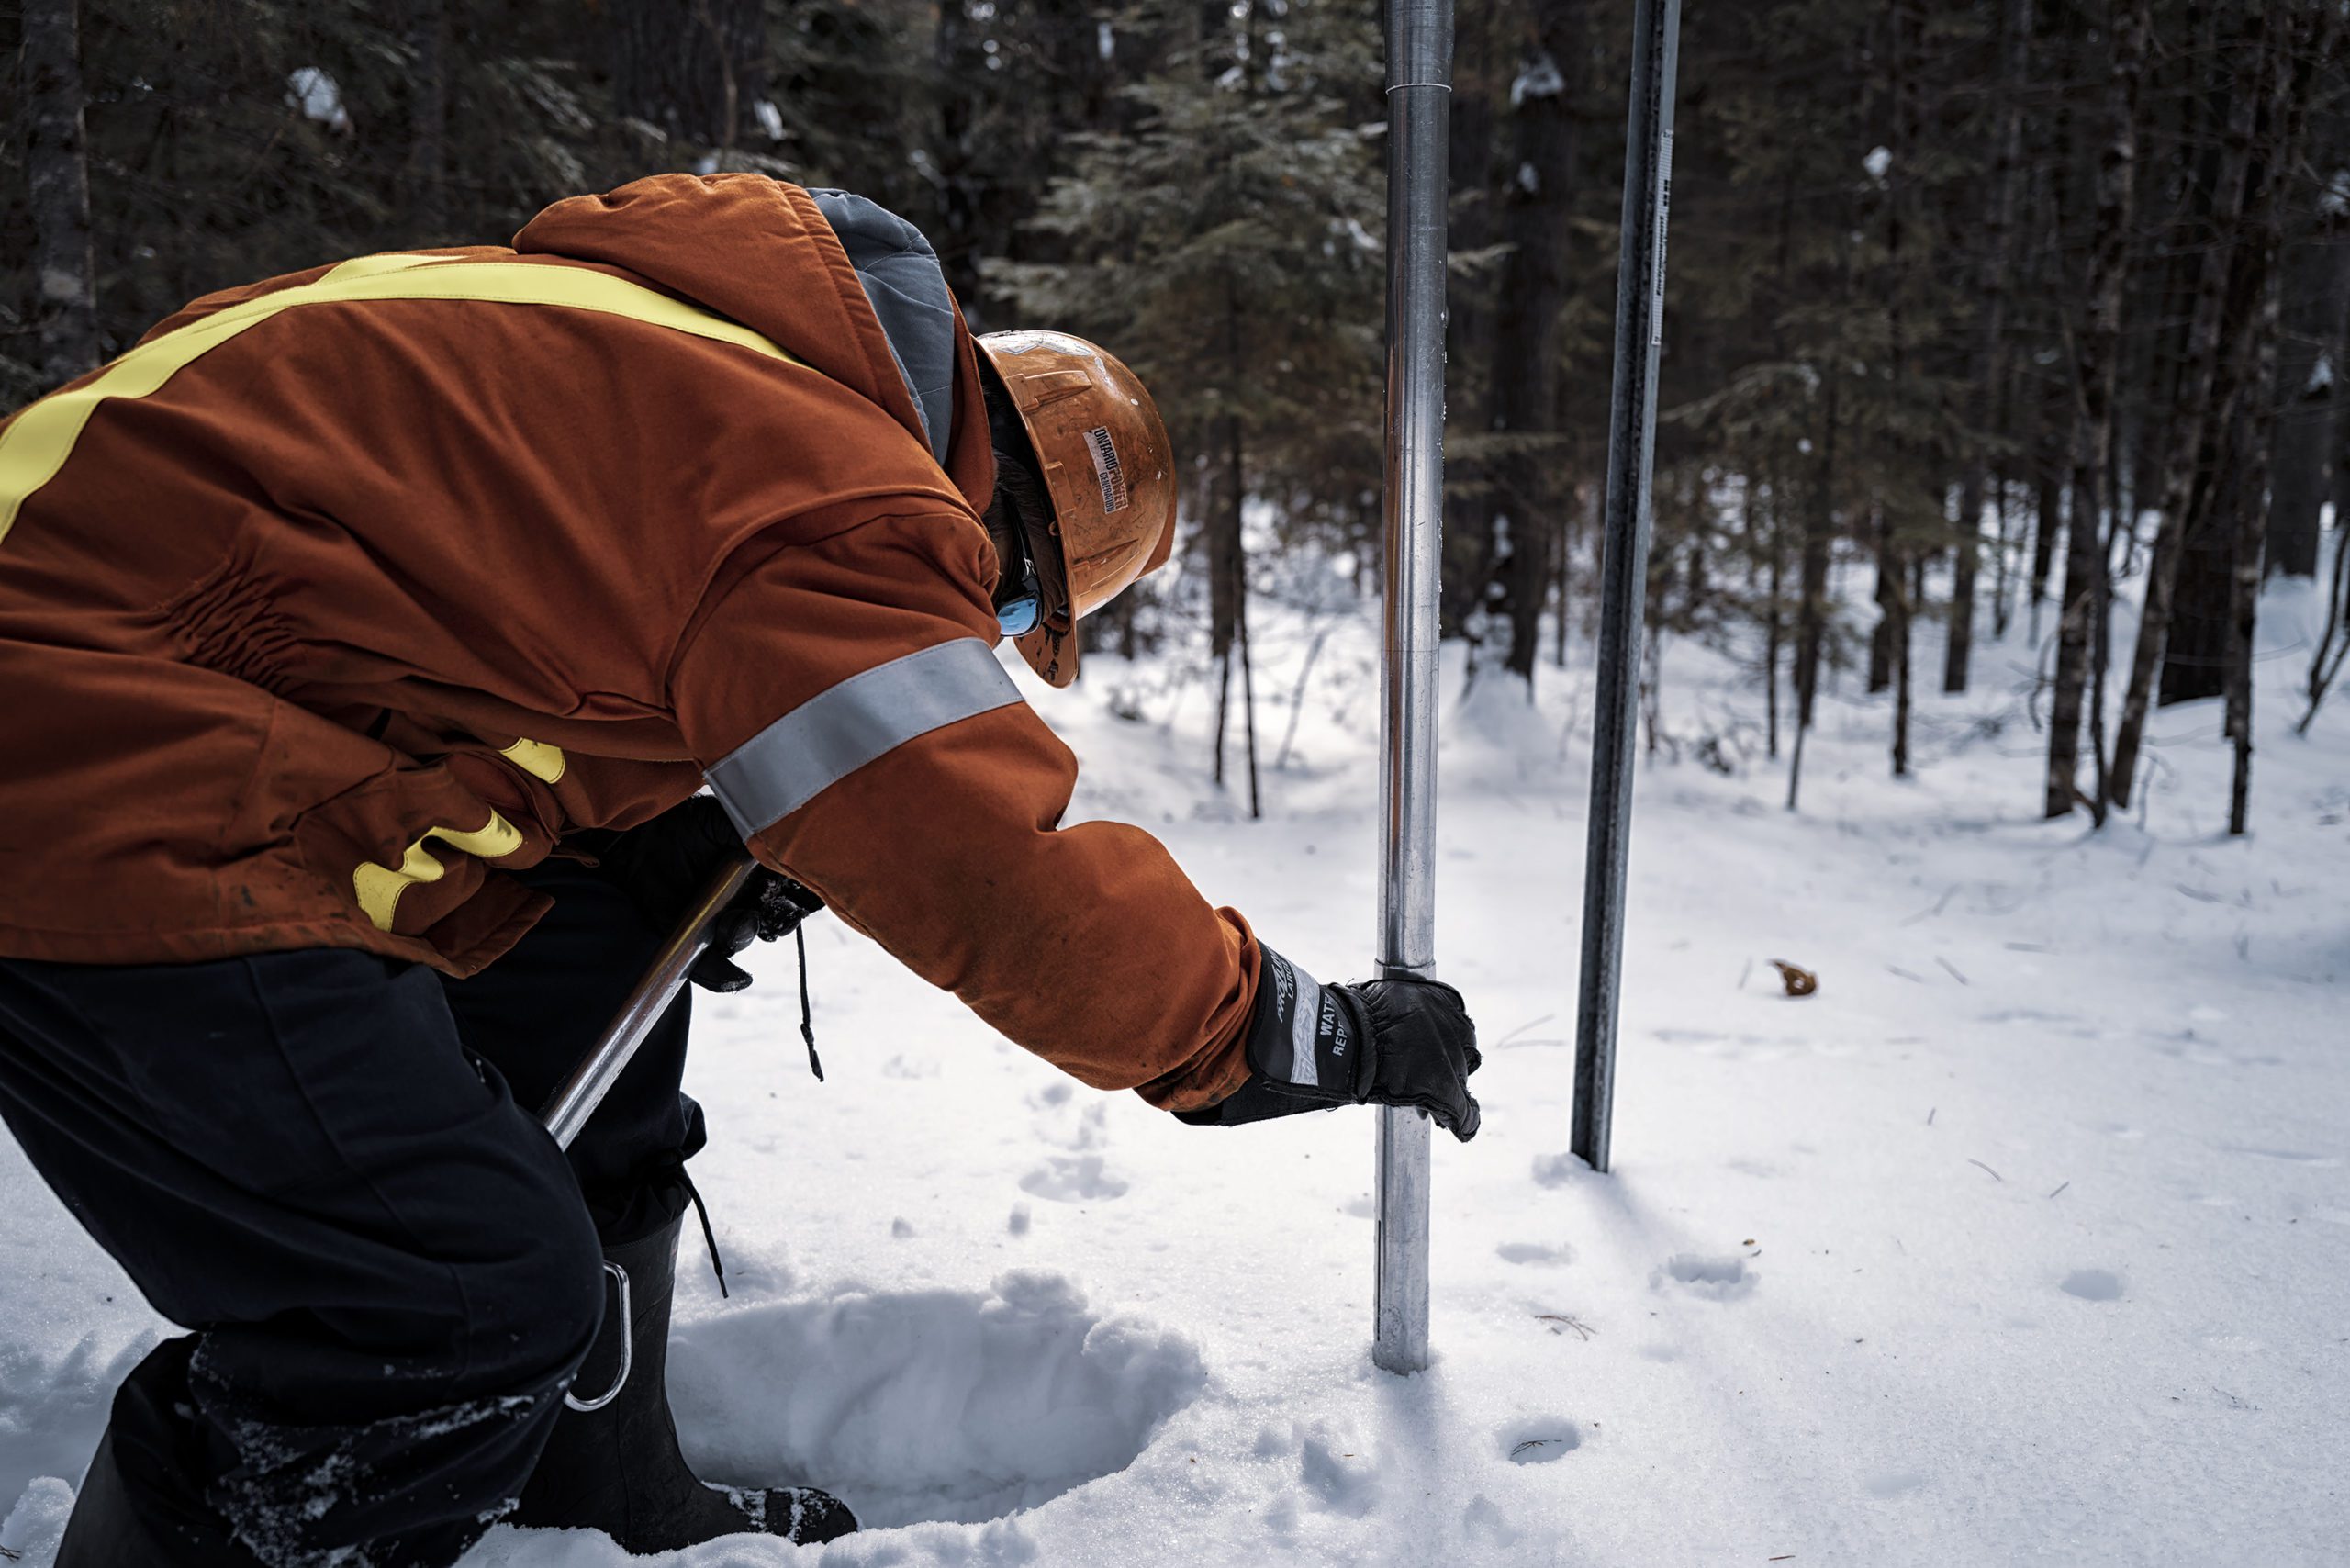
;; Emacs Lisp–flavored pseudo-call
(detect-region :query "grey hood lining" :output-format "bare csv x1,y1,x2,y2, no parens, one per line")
808,188,958,467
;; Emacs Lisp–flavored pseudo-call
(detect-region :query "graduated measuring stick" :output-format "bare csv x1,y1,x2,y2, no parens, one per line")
1572,0,1681,1175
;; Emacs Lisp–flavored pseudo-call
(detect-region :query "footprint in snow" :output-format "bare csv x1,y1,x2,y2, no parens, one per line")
1530,1154,1581,1189
1297,1432,1380,1517
1040,1102,1111,1152
1651,1254,1756,1301
1020,1154,1129,1203
2060,1269,2123,1302
1495,1241,1573,1268
1462,1494,1521,1545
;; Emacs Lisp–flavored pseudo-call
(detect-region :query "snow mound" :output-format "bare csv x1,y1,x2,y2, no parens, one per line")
665,1270,1207,1528
0,1475,73,1564
0,1332,151,1509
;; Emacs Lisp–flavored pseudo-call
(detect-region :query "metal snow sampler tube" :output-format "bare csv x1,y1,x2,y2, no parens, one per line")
1373,0,1452,1378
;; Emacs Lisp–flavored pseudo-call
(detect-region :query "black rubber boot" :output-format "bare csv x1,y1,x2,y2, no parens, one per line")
511,1215,857,1552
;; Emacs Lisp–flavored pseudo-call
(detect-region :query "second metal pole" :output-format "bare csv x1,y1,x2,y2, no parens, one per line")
1571,0,1681,1176
1373,0,1451,1377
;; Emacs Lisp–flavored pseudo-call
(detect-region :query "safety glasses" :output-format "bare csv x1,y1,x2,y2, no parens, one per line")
997,592,1042,638
992,510,1043,637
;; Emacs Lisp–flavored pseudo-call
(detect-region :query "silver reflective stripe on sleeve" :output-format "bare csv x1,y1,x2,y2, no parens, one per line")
705,639,1023,837
1287,959,1325,1087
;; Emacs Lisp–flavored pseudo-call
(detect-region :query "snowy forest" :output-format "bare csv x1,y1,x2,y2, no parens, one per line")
6,0,2350,831
3,5,2348,1566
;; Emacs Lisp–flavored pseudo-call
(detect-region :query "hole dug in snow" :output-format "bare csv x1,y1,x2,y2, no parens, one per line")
1652,1253,1758,1300
666,1269,1206,1528
1500,1420,1584,1465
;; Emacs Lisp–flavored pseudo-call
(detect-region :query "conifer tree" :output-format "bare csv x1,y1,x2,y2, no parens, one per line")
994,0,1383,804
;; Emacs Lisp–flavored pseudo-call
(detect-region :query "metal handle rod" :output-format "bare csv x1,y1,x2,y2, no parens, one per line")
542,858,756,1150
1373,0,1452,1378
1571,0,1682,1176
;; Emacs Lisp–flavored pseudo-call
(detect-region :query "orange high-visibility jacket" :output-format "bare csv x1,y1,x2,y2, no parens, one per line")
0,174,1258,1112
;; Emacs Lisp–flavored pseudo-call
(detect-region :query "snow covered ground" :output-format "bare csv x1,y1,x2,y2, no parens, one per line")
3,547,2345,1566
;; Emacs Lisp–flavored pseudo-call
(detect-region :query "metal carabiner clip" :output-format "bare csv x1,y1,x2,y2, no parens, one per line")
563,1260,633,1413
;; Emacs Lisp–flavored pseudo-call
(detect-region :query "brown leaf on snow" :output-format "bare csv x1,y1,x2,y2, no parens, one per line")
1769,959,1818,998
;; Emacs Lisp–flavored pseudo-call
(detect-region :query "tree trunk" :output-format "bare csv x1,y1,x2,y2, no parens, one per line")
2107,1,2277,804
1439,0,1500,642
2266,218,2345,579
402,0,452,240
25,0,102,386
1237,585,1262,819
933,0,987,309
1891,533,1912,778
2223,4,2333,825
1789,402,1831,812
2165,406,2249,707
1763,481,1783,759
610,0,763,148
2303,495,2350,732
1945,0,2035,693
2045,0,2147,821
1209,411,1245,778
1868,505,1897,694
1495,0,1583,682
2227,270,2281,834
2029,410,2063,646
1991,442,2016,640
1792,379,1837,804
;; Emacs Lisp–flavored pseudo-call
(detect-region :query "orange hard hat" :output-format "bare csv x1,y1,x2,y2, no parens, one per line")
975,330,1177,687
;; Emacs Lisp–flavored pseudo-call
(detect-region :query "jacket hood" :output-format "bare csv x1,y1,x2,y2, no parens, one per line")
513,174,995,514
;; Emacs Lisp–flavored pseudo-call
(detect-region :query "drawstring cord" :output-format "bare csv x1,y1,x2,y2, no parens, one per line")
676,1167,728,1300
658,885,822,1303
750,871,823,1084
797,924,822,1082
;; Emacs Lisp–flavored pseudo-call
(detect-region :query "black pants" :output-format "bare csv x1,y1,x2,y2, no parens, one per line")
0,863,702,1566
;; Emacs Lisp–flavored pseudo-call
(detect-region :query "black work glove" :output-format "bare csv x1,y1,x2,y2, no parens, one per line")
1175,947,1483,1141
588,796,824,993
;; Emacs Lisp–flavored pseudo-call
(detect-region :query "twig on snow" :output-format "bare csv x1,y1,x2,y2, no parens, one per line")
2047,1181,2070,1198
1935,956,1969,986
1495,1014,1558,1048
1535,1314,1597,1341
1967,1159,2004,1182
